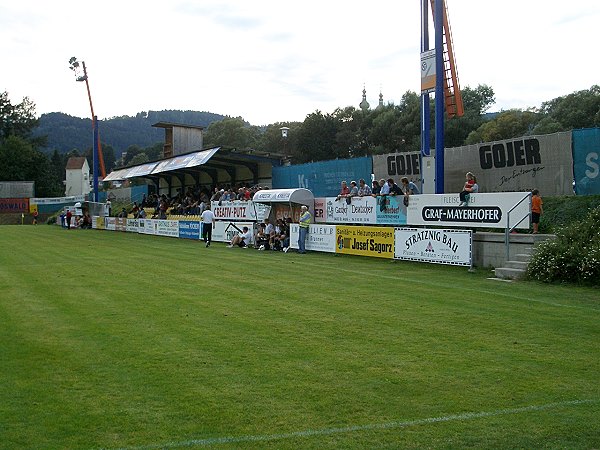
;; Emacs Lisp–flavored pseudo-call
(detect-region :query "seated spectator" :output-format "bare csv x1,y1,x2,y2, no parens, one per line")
336,181,350,201
130,202,139,216
271,219,287,251
255,223,269,250
81,213,92,229
227,226,252,248
118,208,128,218
281,218,292,251
357,179,372,197
138,207,146,218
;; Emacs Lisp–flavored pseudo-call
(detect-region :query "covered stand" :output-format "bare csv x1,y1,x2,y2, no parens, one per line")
252,188,314,222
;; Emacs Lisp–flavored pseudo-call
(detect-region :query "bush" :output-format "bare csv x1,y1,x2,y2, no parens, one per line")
540,194,600,233
527,206,600,285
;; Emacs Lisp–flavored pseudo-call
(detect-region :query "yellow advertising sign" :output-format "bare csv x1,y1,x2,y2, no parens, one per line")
95,216,105,230
335,226,394,259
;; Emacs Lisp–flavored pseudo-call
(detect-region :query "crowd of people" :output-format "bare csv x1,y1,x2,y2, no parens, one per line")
125,184,268,219
335,177,421,208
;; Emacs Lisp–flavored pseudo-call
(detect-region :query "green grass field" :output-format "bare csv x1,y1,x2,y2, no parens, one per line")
1,225,599,449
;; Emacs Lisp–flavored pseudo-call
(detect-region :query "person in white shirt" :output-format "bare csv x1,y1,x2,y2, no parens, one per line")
200,204,215,247
227,226,252,248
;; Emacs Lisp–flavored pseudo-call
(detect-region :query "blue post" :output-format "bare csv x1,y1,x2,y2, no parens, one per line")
434,0,445,193
420,0,431,158
93,116,99,202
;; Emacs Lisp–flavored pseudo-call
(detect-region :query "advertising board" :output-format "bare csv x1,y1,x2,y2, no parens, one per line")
314,196,407,226
156,220,179,238
213,221,255,243
211,201,270,222
406,192,530,229
179,220,201,240
335,226,395,259
289,224,336,253
394,228,472,266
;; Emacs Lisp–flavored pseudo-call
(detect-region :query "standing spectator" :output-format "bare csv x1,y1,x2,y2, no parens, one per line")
387,178,403,196
400,177,420,206
66,209,73,230
336,181,350,201
297,205,312,254
32,210,38,225
200,204,215,247
358,179,372,197
531,189,543,234
371,180,381,196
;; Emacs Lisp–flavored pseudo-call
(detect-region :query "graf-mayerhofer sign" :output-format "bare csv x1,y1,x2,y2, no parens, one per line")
406,192,531,229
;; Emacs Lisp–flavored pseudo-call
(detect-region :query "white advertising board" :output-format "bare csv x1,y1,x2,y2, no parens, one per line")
394,228,472,266
289,224,337,253
105,217,116,231
211,201,270,222
156,220,179,238
126,218,140,233
314,197,377,224
139,219,157,235
213,221,255,244
406,192,531,229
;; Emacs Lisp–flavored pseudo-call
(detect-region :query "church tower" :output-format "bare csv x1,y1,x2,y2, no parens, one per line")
359,85,370,111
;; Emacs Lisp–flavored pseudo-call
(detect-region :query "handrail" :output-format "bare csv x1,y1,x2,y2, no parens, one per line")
504,193,532,262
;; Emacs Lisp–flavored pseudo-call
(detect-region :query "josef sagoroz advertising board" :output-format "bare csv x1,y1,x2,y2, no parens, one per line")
335,226,395,259
406,192,530,229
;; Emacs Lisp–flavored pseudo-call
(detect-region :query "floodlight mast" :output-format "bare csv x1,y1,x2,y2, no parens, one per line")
68,57,106,202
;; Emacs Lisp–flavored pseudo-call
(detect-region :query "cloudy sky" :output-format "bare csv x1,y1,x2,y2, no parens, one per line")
1,0,598,125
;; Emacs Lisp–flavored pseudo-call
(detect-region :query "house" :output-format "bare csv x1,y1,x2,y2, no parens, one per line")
65,157,91,196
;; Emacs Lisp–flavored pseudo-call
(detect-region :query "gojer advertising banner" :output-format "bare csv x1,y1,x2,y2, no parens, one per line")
394,228,472,266
335,226,395,259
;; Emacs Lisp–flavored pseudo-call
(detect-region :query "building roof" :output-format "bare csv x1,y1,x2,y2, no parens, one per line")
152,122,204,130
65,157,88,170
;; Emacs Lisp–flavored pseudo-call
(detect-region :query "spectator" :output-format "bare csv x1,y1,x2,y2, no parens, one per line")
371,180,381,196
66,209,72,230
358,179,372,197
227,226,252,248
459,172,478,207
282,218,292,251
271,219,287,251
378,178,390,212
348,181,359,200
400,177,420,206
296,205,312,254
531,189,543,234
336,181,350,201
130,202,139,216
387,178,403,196
118,208,128,218
257,218,275,250
255,223,269,250
138,206,146,219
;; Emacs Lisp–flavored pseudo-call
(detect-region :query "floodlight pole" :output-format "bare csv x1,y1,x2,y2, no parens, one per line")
69,57,106,202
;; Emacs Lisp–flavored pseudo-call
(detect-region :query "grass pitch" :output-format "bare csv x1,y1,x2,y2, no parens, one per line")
1,225,599,449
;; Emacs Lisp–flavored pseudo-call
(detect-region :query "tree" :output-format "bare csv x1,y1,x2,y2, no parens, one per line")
293,110,339,163
0,136,62,197
203,117,260,150
538,85,600,130
465,109,540,144
0,91,40,143
445,84,496,147
129,153,149,166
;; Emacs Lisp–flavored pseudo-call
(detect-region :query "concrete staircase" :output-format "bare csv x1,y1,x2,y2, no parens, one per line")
494,234,554,280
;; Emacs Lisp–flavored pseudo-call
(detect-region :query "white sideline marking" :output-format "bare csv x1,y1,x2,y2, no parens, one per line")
113,398,596,449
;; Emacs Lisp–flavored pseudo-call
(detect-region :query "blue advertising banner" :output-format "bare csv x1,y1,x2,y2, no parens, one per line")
179,220,201,240
376,195,407,225
573,128,600,195
272,157,373,197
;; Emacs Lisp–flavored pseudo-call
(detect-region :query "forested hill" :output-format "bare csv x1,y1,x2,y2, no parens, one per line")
33,110,227,157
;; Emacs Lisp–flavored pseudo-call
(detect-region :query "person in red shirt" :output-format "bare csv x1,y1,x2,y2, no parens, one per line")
531,189,543,234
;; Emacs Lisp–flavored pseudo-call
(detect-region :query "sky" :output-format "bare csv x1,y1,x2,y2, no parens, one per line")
1,0,599,126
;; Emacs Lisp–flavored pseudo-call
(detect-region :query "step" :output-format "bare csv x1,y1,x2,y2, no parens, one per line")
504,260,528,270
495,267,526,280
513,253,532,262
